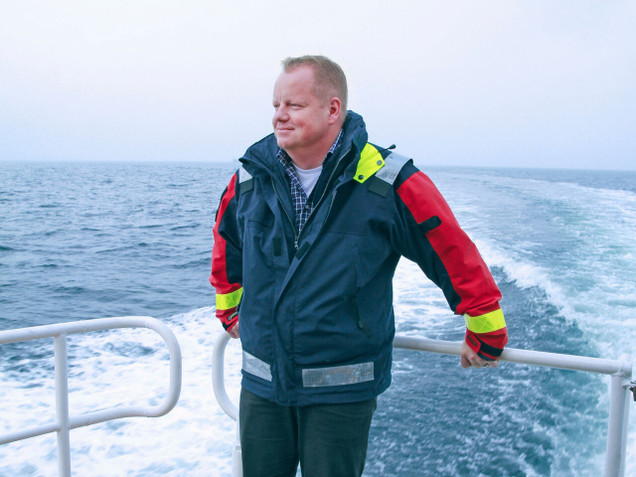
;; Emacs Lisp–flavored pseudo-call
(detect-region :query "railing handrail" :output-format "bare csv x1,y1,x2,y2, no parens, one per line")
393,334,633,376
0,316,182,476
212,332,633,477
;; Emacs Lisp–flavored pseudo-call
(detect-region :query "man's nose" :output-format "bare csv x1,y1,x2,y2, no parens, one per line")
273,106,289,122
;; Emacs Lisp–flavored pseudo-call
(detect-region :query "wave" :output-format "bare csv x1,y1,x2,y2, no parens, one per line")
431,170,636,355
474,238,574,319
391,253,636,477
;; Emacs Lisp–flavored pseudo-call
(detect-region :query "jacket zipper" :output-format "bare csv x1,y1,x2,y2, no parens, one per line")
294,146,352,249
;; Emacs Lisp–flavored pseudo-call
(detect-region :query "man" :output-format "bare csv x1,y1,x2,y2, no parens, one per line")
210,55,508,477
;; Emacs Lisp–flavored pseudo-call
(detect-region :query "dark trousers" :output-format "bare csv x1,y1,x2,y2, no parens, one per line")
239,388,377,477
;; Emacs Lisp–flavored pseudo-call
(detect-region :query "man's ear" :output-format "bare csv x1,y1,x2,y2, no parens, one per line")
327,97,343,124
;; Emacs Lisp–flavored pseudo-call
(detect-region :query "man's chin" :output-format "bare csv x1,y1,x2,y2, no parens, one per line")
276,138,294,151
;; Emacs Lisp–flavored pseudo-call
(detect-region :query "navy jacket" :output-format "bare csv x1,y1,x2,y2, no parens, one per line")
210,111,507,406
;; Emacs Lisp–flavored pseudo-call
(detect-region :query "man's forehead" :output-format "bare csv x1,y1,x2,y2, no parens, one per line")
273,68,317,99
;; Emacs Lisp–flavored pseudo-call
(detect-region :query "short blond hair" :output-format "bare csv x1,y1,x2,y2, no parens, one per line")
282,55,348,111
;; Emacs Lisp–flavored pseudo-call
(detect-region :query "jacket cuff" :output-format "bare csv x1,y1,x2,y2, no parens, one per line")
465,328,508,361
215,286,243,331
218,309,239,331
225,315,238,332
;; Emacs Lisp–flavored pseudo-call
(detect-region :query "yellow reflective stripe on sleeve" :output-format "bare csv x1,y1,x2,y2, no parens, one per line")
354,143,385,183
464,308,506,334
216,287,243,311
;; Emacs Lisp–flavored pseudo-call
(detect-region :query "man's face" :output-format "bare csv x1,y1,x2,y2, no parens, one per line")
272,66,332,158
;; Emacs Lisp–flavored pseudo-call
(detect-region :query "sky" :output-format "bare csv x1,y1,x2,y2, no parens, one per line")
1,0,635,170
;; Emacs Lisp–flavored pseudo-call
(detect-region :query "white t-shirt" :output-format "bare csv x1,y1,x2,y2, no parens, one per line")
293,164,323,196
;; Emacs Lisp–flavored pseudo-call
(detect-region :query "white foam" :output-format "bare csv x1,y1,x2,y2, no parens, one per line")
448,173,636,476
0,308,243,476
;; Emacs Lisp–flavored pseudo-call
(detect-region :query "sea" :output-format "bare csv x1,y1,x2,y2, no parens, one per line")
0,160,635,477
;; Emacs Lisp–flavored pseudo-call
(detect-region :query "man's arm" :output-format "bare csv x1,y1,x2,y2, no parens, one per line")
394,168,508,365
210,173,243,337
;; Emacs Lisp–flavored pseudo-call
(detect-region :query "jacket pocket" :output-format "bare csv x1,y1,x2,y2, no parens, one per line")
352,290,371,340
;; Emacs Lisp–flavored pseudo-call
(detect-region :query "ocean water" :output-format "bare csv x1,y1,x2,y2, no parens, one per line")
0,161,635,476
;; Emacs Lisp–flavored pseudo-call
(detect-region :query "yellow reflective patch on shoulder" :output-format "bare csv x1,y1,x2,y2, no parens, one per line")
216,287,243,311
354,143,385,183
464,309,506,333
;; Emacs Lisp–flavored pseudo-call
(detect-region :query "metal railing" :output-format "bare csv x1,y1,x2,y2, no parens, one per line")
212,332,634,477
0,316,182,477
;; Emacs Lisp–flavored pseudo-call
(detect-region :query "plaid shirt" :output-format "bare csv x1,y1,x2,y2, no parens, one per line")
277,129,343,233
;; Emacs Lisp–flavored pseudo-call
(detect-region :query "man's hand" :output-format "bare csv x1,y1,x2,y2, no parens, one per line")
228,322,240,339
460,341,498,369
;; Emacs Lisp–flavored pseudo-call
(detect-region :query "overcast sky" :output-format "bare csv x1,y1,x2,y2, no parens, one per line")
1,1,634,170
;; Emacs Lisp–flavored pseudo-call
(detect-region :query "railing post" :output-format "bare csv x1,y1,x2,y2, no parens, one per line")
211,332,242,477
232,418,242,477
603,362,632,477
54,333,72,477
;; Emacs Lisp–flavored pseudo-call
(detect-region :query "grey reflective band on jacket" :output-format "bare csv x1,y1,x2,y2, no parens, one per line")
242,351,272,382
238,165,254,193
302,362,374,388
242,351,375,388
368,151,412,197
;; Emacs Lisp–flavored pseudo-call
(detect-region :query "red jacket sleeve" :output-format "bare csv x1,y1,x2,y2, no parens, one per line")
396,171,508,359
210,173,242,332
